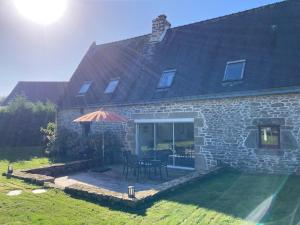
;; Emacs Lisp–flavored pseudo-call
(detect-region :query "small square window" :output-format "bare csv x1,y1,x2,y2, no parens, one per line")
157,69,176,89
78,81,92,95
104,79,119,94
259,126,280,149
224,60,246,81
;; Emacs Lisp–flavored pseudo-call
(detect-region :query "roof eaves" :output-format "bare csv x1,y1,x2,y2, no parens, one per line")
62,85,300,110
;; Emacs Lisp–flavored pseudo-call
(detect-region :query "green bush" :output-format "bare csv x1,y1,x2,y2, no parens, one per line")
87,131,122,163
0,96,56,147
42,123,122,162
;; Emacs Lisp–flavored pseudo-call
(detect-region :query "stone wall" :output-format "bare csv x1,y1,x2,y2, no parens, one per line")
57,93,300,174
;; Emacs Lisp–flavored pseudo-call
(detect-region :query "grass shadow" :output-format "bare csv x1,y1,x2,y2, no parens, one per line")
0,146,45,162
152,168,300,225
73,168,300,224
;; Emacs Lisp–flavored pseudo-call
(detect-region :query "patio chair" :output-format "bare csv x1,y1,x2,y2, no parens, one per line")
157,151,170,178
125,154,141,180
122,151,131,176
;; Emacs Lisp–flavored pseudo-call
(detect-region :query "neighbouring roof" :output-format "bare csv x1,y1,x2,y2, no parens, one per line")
60,0,300,108
3,81,68,105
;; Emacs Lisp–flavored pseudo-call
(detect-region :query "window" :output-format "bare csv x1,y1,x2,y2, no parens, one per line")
156,123,173,150
223,60,246,81
78,81,92,95
259,126,280,148
137,121,195,168
138,123,154,152
157,69,176,88
104,79,119,94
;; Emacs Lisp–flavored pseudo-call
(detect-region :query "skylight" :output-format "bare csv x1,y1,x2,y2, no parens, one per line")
223,60,246,81
104,79,119,94
78,81,92,95
157,69,176,89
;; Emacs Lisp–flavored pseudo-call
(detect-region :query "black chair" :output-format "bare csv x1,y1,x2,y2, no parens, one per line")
125,155,141,180
157,151,170,178
122,151,131,175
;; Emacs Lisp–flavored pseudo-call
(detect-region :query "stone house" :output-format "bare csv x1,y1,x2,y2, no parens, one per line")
3,81,68,106
58,0,300,174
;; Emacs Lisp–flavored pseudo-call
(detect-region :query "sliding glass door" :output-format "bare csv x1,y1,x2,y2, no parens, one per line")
174,123,194,168
137,121,195,169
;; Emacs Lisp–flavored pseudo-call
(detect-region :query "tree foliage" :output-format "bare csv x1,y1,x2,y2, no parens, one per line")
0,96,5,105
41,122,122,162
0,96,56,147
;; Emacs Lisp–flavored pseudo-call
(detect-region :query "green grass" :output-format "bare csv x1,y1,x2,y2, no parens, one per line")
1,147,300,224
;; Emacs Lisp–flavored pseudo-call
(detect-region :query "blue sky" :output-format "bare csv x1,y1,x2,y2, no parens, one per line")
0,0,283,96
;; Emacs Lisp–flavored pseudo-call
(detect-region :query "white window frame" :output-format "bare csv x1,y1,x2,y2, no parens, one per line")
104,79,120,94
77,81,92,96
134,118,194,124
223,59,246,81
135,118,195,170
157,69,176,89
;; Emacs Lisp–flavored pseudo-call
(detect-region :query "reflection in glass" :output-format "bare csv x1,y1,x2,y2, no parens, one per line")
138,124,154,153
156,123,173,151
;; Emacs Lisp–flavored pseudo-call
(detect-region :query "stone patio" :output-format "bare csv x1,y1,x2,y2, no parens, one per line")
54,164,192,194
5,160,219,207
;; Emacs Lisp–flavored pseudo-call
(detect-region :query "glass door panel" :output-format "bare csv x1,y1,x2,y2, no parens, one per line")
137,122,195,169
174,123,195,168
155,123,173,151
138,123,154,155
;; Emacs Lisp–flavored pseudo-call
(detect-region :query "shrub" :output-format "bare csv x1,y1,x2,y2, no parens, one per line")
41,122,56,153
0,96,56,147
87,131,122,164
41,123,122,163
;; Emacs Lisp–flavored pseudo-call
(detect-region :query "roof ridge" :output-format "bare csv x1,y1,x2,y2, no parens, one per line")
18,81,68,83
171,0,288,31
95,33,150,48
92,0,288,48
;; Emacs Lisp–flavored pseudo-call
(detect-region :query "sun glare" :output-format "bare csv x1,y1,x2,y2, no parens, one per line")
14,0,68,25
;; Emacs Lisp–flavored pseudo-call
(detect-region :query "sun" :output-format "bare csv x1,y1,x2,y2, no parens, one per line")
14,0,68,25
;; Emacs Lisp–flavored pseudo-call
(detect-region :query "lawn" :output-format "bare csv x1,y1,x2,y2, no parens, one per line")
1,148,300,225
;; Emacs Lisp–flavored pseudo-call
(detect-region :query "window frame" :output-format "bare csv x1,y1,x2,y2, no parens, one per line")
104,78,120,94
77,81,92,96
258,125,280,149
223,59,246,82
157,69,176,89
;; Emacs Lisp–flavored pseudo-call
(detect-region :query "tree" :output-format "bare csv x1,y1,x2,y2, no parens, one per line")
0,96,5,105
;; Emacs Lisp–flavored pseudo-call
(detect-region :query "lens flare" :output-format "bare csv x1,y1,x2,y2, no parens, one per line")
14,0,68,25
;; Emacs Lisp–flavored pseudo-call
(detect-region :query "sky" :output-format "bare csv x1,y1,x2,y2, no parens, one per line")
0,0,283,97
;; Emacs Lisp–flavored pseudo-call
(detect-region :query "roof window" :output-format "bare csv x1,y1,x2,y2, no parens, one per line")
78,81,92,95
104,79,119,94
223,60,246,81
157,69,176,88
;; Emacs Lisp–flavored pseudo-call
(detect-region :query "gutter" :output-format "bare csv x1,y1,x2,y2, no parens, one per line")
60,86,300,110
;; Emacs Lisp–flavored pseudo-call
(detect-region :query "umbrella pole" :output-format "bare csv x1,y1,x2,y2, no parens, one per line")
102,124,105,164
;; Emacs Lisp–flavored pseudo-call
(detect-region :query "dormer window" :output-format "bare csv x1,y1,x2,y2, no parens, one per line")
223,60,246,81
157,69,176,89
78,81,92,95
104,79,119,94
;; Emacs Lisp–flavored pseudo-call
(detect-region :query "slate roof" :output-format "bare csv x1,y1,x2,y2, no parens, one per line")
60,0,300,108
3,81,68,105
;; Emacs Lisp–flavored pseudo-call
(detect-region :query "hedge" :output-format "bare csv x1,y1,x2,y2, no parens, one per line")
0,96,56,147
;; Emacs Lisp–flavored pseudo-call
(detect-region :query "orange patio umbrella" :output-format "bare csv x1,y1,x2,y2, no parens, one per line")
73,110,128,162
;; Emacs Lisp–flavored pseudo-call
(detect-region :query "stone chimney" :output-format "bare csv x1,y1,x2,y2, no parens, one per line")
150,15,171,43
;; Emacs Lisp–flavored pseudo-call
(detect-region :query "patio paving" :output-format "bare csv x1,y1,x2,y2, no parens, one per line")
54,164,192,194
7,160,214,206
